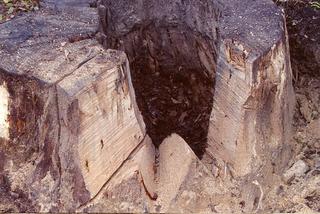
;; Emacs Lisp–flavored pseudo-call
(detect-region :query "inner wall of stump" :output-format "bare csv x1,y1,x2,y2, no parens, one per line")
122,24,216,158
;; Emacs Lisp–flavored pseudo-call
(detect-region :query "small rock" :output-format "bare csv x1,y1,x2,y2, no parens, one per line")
119,202,130,211
315,158,320,169
283,160,309,183
307,118,320,139
181,190,196,205
294,131,307,144
212,164,219,178
297,94,313,123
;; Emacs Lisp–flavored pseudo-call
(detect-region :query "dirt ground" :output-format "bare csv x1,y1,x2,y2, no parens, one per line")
265,1,320,212
0,0,39,23
263,77,320,213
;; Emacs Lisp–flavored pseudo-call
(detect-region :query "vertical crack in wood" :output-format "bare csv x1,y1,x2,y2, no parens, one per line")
54,84,62,188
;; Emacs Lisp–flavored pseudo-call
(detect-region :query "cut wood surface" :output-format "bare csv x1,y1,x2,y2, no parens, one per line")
78,135,155,213
0,0,295,212
0,84,9,140
0,41,145,211
79,133,232,213
156,134,195,212
0,0,145,211
57,46,145,197
207,0,295,178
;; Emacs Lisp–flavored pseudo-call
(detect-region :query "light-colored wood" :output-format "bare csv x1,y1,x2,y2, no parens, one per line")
57,48,145,197
0,0,296,212
0,39,146,211
77,135,156,213
0,83,9,140
156,134,194,212
207,25,295,178
78,133,231,213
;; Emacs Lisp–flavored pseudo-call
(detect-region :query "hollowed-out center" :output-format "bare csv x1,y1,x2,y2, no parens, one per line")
127,24,216,157
98,0,219,158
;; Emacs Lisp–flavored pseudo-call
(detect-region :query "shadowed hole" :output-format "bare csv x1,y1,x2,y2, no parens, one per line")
99,0,219,158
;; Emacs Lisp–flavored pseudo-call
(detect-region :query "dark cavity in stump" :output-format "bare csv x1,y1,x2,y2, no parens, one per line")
97,0,220,158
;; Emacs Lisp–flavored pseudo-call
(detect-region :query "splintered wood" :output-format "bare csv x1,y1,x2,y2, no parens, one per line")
0,0,295,212
0,83,9,140
79,133,228,213
156,134,195,212
207,38,295,177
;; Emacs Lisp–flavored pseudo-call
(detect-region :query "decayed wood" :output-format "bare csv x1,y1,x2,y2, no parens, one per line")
97,0,219,157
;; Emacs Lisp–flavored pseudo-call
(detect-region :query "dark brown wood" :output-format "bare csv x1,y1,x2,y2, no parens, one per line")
98,0,219,158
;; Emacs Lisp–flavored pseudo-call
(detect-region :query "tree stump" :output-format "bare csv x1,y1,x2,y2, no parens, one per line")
98,0,295,182
207,0,295,177
0,1,145,211
0,0,295,212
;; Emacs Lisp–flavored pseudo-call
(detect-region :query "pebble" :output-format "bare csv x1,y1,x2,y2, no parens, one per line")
315,158,320,169
283,160,309,183
296,94,313,123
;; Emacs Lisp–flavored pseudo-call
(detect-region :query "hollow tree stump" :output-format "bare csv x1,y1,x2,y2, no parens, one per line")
96,0,295,212
97,0,219,158
0,0,295,212
98,0,295,181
